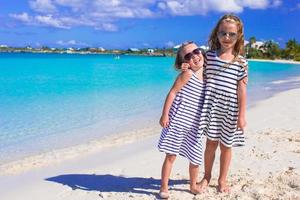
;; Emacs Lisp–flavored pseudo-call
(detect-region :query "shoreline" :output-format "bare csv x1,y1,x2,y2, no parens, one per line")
1,75,300,175
249,58,300,64
0,87,299,199
0,126,161,175
1,52,300,64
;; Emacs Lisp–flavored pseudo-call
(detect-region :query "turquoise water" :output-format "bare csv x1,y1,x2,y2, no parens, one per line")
0,53,300,163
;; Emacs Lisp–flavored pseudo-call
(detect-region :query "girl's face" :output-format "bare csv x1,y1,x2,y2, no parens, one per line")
180,43,204,71
217,21,238,51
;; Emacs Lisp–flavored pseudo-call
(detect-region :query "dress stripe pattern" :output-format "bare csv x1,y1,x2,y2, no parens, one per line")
199,50,248,147
158,73,205,165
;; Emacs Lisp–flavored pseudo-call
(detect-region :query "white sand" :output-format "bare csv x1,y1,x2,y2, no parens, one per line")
249,58,300,65
1,88,300,200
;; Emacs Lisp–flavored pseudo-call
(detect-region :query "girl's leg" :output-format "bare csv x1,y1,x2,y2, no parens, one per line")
189,163,200,194
218,143,232,193
199,139,218,191
160,154,176,193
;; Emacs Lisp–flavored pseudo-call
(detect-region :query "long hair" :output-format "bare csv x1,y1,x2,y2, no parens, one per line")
209,14,245,57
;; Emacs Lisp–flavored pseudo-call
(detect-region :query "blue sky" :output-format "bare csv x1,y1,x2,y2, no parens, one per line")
0,0,299,49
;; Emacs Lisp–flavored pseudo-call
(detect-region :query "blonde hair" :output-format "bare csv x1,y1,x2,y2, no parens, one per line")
174,41,205,70
209,14,245,57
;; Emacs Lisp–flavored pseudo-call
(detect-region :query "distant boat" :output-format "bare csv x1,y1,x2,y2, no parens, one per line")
114,55,120,60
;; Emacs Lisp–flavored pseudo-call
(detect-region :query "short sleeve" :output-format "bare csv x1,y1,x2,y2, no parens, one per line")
237,59,248,81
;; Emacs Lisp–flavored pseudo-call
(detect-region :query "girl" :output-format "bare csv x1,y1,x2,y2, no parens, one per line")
197,14,248,193
157,42,205,198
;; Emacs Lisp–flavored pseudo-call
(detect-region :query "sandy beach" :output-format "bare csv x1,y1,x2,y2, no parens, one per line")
1,87,300,200
248,58,300,65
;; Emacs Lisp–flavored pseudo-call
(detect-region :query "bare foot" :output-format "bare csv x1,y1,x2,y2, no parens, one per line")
197,178,210,193
158,190,169,199
217,181,231,193
190,185,201,195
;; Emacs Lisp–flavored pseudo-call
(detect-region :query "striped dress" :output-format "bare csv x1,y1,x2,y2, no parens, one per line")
158,72,205,165
199,50,248,147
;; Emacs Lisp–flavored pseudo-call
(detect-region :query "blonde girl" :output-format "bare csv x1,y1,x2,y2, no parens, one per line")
197,14,248,193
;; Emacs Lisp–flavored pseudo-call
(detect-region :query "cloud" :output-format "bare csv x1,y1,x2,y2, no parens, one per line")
10,12,32,23
29,0,56,13
165,41,175,48
35,15,70,28
272,0,282,7
10,0,282,31
157,0,280,15
10,12,70,29
95,23,118,32
238,0,269,9
56,40,89,46
35,42,42,47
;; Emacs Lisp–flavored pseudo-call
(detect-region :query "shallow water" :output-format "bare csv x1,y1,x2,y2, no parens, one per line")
0,53,300,163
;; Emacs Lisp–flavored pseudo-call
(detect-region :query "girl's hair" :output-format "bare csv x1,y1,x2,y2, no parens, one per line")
174,41,205,70
209,14,245,57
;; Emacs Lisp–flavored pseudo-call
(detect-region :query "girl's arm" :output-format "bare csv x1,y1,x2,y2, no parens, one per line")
160,70,193,128
237,78,247,131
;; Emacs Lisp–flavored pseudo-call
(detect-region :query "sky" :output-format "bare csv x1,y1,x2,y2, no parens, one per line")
0,0,299,49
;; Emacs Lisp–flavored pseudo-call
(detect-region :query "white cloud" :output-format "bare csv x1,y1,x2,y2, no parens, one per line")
35,15,70,29
206,0,243,13
102,23,118,32
271,0,282,7
95,23,118,32
237,0,269,9
56,40,89,46
10,0,281,31
55,0,84,7
165,41,175,48
35,42,42,47
158,0,279,15
29,0,56,13
10,12,32,23
158,0,282,15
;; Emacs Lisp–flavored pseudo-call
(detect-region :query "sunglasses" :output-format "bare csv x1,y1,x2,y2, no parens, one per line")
184,48,202,61
217,31,238,39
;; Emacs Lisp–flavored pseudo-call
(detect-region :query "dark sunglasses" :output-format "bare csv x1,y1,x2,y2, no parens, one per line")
184,48,203,61
217,31,238,39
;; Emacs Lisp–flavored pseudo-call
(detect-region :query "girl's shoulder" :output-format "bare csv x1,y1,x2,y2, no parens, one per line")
172,70,194,91
237,55,247,62
236,55,248,68
205,50,217,57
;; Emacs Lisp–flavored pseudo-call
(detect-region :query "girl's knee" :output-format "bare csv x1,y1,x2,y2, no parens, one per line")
206,139,219,151
189,163,199,168
220,143,231,152
165,154,176,163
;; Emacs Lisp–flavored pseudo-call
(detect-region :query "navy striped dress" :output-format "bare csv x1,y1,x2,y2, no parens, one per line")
199,50,248,147
158,72,205,165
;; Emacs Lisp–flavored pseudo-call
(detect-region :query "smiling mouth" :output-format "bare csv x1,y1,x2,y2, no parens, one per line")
193,60,200,65
192,58,199,63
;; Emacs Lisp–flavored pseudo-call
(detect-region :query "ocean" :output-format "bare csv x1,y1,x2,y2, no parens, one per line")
0,52,300,164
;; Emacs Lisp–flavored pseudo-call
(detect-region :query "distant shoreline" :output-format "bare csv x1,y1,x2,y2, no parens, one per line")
0,50,173,57
1,52,300,64
249,58,300,64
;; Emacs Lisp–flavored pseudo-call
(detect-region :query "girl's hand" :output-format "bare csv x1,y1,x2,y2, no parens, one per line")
181,63,190,72
159,115,169,128
237,116,247,132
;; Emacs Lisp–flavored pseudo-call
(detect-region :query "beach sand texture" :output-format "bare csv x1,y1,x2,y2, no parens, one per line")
0,88,300,200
